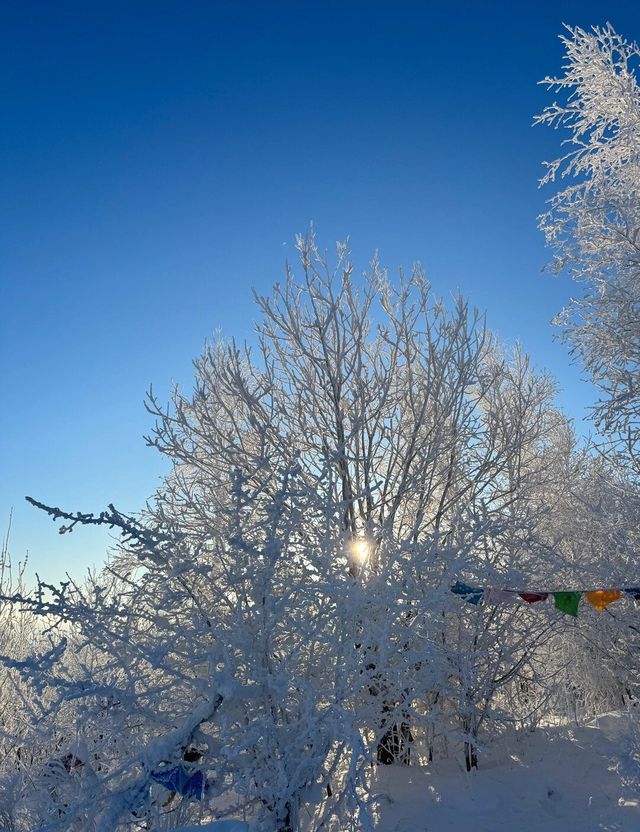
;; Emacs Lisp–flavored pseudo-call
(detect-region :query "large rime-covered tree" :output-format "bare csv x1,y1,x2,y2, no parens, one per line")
143,233,566,770
0,235,608,830
536,24,640,728
536,24,640,478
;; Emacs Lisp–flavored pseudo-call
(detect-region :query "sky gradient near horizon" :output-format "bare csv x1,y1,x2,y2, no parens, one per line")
2,1,639,584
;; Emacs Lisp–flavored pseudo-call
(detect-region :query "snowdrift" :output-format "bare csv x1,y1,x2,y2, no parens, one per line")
371,714,640,831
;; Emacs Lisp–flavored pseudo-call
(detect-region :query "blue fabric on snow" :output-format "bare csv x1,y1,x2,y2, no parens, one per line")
151,765,207,799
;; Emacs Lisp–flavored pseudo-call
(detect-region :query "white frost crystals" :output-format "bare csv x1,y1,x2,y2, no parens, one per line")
537,24,640,480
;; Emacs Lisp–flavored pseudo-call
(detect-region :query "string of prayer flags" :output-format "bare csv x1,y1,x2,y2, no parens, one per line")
450,581,483,606
450,581,639,618
553,592,581,617
585,589,622,612
519,592,548,604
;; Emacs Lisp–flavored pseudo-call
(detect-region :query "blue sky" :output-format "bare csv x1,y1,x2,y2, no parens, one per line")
2,1,639,584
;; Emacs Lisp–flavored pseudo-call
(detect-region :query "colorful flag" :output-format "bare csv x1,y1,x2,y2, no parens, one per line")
585,589,622,612
553,592,581,617
151,765,208,800
450,581,483,606
519,592,549,604
484,589,519,605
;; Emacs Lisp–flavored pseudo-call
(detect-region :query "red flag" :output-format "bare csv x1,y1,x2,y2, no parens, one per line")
519,592,548,604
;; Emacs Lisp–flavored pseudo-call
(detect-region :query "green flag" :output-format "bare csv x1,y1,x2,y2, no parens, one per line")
553,591,581,617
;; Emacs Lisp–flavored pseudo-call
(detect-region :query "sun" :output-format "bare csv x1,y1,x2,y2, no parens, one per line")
349,538,371,565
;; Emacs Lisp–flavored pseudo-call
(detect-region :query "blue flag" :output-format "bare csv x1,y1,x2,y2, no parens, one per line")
451,581,483,605
151,765,208,799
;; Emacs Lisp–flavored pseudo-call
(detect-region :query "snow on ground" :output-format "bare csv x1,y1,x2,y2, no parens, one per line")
175,715,640,832
173,823,257,832
372,714,640,831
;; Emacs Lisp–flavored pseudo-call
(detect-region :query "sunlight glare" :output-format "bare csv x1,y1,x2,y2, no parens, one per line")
349,538,371,565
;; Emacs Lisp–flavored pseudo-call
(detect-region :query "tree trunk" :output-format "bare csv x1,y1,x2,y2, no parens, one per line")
464,739,478,771
377,700,413,765
276,801,293,832
463,715,478,771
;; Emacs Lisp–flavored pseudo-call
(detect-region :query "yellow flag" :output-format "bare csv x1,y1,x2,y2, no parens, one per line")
586,589,622,612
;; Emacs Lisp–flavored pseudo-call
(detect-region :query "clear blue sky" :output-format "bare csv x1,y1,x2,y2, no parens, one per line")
2,1,638,584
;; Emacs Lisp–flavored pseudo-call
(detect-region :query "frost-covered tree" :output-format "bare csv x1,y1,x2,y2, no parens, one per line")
533,23,640,737
511,441,640,726
537,24,640,478
0,235,609,830
143,235,570,769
